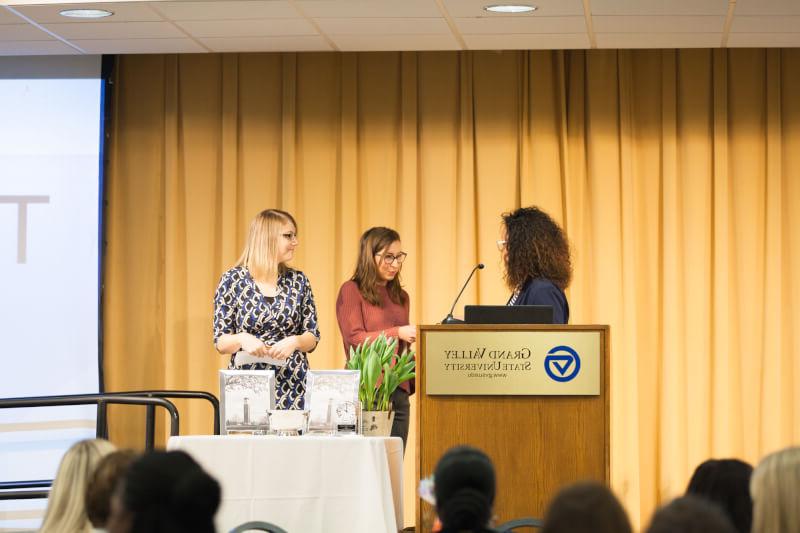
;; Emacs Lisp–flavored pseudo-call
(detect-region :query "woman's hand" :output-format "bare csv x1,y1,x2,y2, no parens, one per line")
267,336,300,360
238,333,270,356
398,325,417,344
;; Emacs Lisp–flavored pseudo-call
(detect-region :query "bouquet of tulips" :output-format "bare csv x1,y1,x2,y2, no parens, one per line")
345,333,416,412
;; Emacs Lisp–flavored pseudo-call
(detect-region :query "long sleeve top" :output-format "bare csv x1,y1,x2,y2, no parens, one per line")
510,277,570,324
335,280,413,393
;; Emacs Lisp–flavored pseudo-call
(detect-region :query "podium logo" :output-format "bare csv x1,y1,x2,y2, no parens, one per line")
544,345,581,382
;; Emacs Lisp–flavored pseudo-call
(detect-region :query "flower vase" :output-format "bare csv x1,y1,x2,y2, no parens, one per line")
361,410,394,436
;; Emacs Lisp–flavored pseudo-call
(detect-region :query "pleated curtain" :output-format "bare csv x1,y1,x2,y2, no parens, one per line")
105,48,800,527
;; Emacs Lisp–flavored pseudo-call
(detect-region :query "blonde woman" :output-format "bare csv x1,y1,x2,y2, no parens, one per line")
39,438,116,533
750,446,800,533
214,209,320,409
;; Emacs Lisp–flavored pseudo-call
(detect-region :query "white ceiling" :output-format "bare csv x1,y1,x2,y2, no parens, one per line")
0,0,799,56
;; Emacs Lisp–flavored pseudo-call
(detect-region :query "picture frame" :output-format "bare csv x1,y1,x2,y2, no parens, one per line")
219,369,275,435
304,370,360,435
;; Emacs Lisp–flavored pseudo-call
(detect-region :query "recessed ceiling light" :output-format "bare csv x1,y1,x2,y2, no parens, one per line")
484,4,537,13
59,9,114,19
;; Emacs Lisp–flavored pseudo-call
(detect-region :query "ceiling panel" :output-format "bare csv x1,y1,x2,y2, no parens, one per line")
154,1,301,21
443,0,585,17
596,32,722,47
332,33,460,51
0,39,77,54
0,7,26,23
5,0,155,3
72,36,206,52
455,16,586,34
14,2,162,23
0,23,51,39
591,0,728,16
465,33,589,49
43,20,185,39
727,33,800,46
731,16,800,33
3,0,800,55
176,18,317,37
314,17,449,35
297,1,441,18
199,35,332,52
593,15,725,33
735,0,800,16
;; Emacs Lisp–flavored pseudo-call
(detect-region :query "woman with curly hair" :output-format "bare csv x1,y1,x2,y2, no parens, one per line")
499,206,572,324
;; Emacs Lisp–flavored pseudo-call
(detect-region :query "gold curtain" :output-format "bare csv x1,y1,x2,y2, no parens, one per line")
105,49,800,528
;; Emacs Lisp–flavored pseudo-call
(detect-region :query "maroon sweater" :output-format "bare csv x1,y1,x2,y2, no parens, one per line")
335,280,413,393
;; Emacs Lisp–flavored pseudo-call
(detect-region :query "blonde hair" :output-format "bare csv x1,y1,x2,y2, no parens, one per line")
751,446,800,533
40,438,117,533
236,209,297,281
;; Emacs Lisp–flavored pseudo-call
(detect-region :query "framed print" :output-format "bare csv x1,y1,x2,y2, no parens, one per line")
219,369,275,435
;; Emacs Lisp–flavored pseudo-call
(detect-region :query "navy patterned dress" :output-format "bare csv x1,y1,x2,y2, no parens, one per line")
213,266,320,409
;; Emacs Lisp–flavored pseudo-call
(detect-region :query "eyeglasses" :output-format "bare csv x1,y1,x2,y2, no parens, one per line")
376,252,408,266
282,232,298,243
496,240,507,251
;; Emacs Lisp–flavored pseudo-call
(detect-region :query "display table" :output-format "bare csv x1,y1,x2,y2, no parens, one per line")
167,435,403,533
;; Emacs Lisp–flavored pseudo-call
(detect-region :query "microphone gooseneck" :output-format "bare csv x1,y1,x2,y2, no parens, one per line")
441,263,485,324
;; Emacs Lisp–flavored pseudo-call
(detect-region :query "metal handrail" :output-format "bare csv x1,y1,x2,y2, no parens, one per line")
0,394,181,502
0,393,179,443
0,392,221,502
0,480,50,490
0,489,50,501
0,480,52,501
104,390,220,449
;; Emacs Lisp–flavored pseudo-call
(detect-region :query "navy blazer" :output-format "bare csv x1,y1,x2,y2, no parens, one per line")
511,277,569,324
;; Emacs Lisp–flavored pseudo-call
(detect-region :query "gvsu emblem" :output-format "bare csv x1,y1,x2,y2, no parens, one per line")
544,346,581,382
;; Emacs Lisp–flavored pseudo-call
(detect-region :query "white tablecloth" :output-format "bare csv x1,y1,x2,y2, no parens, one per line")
167,435,403,533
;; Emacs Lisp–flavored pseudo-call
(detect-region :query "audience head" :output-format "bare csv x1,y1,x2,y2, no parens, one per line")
434,445,495,533
541,481,632,533
750,446,800,533
39,438,117,533
107,450,221,533
238,208,298,280
85,449,138,528
685,458,753,533
646,495,737,533
352,226,406,306
501,206,572,291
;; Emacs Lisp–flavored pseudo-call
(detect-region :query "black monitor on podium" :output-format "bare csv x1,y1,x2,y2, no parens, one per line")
463,305,554,324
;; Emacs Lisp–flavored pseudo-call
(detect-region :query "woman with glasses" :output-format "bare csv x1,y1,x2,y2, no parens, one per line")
213,209,319,409
336,226,415,447
499,206,571,324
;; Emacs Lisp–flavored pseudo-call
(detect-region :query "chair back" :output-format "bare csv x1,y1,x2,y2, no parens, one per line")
495,517,544,531
229,520,289,533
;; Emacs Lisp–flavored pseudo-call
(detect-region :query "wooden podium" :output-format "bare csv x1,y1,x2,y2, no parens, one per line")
415,324,609,529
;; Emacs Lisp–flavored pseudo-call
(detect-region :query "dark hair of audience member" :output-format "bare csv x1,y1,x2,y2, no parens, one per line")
646,495,737,533
434,446,496,533
685,458,753,533
111,450,221,533
541,481,632,533
85,449,138,528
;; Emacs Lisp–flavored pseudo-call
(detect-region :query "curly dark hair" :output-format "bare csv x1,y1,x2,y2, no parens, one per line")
502,206,572,291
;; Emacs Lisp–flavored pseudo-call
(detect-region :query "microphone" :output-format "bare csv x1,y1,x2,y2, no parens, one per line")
442,263,485,324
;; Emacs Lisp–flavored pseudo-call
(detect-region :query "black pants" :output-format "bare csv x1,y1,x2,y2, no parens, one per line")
390,388,410,451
